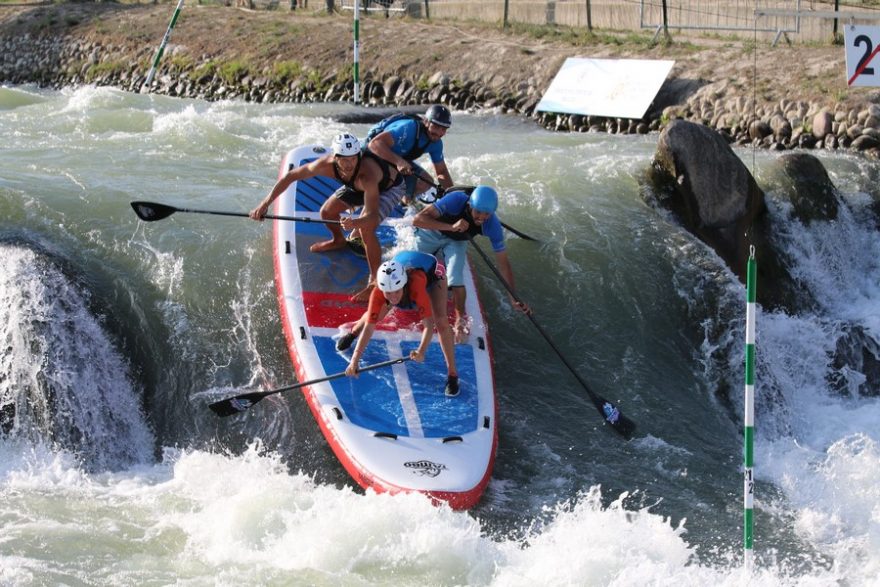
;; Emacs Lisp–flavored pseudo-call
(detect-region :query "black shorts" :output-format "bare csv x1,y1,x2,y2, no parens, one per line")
333,186,364,208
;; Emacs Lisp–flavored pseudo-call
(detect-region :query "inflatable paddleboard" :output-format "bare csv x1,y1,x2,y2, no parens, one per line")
272,144,497,509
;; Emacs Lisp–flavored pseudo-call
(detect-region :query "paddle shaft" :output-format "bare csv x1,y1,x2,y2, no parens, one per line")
412,175,538,242
209,357,409,417
467,236,630,429
173,206,341,225
261,356,407,397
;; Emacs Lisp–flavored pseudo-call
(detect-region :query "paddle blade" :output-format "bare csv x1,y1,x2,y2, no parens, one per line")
130,201,177,222
208,391,267,418
599,401,636,439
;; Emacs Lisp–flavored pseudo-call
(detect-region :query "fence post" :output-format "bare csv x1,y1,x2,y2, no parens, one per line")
661,0,670,40
424,0,429,19
353,0,360,103
503,0,509,28
586,0,592,31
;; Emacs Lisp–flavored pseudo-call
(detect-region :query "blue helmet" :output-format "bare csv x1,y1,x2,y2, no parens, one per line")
469,186,498,214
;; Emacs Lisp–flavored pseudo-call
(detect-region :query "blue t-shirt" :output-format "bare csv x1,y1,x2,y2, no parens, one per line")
383,118,445,164
434,191,506,253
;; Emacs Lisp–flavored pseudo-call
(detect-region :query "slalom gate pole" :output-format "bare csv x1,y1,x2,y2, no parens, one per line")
744,245,757,572
353,0,360,104
144,0,185,90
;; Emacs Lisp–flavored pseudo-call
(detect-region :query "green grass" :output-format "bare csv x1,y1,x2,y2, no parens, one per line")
190,60,217,83
84,60,127,81
270,60,303,83
218,59,251,84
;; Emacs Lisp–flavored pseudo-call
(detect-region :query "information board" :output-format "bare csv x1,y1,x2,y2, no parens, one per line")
536,58,675,119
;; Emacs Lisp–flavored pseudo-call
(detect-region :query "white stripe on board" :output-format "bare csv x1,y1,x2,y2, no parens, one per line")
387,341,424,438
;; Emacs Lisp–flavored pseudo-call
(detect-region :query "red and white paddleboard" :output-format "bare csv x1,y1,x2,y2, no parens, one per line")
271,144,497,509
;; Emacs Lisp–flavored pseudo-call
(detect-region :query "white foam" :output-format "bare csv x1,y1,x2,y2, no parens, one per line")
0,244,154,470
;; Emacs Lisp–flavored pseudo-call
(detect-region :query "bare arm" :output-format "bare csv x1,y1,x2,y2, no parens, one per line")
346,303,392,375
250,156,331,220
432,160,453,189
412,204,469,233
411,317,435,362
495,249,531,313
346,322,377,376
340,163,382,233
368,131,412,176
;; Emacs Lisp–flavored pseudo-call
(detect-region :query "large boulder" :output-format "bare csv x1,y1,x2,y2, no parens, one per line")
769,153,839,223
650,120,766,281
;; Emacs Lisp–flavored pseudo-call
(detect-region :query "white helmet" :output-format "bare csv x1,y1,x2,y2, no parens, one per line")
376,260,407,293
331,133,361,157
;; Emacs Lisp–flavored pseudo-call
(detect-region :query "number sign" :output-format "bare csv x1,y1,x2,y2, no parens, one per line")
846,25,880,87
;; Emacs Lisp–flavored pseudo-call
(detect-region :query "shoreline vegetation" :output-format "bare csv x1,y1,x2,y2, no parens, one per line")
4,2,880,156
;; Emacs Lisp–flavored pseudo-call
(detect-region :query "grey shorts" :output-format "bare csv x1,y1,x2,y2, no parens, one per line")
332,181,408,222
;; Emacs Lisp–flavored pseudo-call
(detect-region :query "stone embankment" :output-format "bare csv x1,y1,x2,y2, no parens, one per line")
0,34,546,115
4,33,880,159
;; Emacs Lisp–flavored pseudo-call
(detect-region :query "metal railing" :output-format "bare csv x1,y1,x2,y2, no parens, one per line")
639,0,801,43
337,0,416,14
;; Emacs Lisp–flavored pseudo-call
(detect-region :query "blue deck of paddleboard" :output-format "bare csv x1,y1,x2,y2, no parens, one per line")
288,150,483,439
312,337,478,437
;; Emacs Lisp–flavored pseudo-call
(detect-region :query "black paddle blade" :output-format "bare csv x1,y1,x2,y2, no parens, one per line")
208,391,268,418
130,201,177,222
599,401,636,439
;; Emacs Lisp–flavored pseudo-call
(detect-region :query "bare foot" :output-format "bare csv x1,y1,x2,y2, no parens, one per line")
453,320,470,344
310,238,347,253
350,283,375,303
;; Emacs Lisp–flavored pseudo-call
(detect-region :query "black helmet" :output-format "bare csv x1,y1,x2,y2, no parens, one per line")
425,105,452,128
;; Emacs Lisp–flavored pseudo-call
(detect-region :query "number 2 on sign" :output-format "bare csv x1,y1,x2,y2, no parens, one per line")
845,25,880,87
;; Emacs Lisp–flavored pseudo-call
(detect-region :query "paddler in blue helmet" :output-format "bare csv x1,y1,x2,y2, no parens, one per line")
412,185,531,343
337,250,460,397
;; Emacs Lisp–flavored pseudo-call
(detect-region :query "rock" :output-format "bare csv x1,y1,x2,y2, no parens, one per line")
649,120,766,282
812,110,833,139
852,134,880,151
749,119,772,140
382,75,401,98
771,152,839,223
829,324,880,397
428,71,449,86
769,113,792,140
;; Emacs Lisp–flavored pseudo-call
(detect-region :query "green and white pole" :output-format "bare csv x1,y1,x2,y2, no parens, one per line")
744,245,757,572
144,0,185,90
353,0,360,104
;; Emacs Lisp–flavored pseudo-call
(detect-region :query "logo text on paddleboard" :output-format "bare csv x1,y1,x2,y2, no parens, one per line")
404,460,447,477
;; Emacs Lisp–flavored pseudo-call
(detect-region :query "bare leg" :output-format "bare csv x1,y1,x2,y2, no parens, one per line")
431,279,457,376
450,286,469,344
350,227,381,302
309,198,349,253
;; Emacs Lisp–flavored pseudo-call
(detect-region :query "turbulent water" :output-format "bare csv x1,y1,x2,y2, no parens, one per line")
2,83,879,586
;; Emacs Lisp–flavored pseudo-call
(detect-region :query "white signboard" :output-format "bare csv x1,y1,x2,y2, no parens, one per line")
845,25,880,87
536,58,675,119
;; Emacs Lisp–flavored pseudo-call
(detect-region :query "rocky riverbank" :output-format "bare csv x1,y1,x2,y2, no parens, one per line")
3,2,880,157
